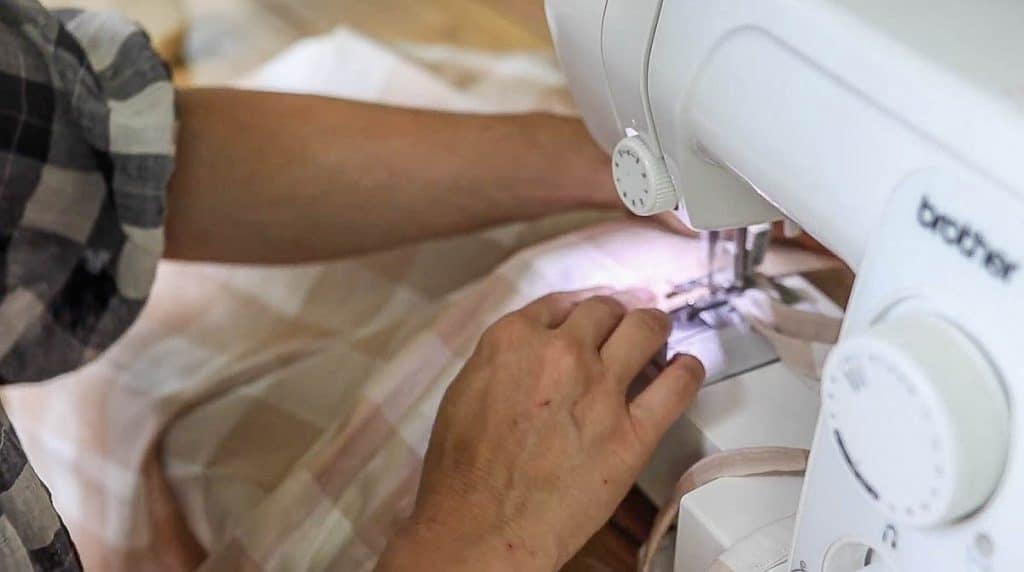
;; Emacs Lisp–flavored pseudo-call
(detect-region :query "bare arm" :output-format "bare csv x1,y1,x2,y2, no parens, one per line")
165,88,617,263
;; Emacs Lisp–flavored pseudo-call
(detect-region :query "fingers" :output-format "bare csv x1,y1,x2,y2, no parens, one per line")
600,308,672,385
629,355,705,444
518,288,615,328
560,289,656,347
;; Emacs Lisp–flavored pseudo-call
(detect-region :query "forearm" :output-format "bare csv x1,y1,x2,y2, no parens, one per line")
166,88,616,263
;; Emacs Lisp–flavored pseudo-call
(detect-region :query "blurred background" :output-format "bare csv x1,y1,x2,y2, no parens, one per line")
44,0,553,85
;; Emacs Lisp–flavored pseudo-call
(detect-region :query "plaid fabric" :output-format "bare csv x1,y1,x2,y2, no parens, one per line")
179,223,834,572
0,1,174,570
0,28,835,571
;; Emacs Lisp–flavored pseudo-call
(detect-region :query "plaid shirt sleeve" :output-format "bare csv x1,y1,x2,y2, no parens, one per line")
0,1,175,570
1,0,175,384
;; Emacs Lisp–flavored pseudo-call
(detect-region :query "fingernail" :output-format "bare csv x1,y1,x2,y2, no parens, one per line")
670,354,706,382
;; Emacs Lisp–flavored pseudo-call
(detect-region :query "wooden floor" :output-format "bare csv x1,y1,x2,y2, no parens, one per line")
44,0,553,82
257,0,552,49
174,0,554,84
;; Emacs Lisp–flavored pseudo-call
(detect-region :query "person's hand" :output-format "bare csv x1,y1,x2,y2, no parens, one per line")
377,288,705,571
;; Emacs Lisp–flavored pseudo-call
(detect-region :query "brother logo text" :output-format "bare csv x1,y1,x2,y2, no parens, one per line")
917,196,1019,282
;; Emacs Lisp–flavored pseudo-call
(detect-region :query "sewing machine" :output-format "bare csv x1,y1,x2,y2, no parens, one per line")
546,1,1024,571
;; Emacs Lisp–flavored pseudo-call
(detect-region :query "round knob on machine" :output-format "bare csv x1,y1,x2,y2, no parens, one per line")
822,313,1009,527
612,136,678,216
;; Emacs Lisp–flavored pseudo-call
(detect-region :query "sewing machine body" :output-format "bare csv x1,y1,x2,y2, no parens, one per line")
547,1,1024,570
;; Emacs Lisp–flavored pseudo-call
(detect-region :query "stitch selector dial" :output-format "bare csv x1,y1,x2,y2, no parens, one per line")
822,313,1009,527
612,136,678,216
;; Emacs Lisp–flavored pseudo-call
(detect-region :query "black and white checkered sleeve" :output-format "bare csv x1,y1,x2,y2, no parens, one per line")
0,0,176,383
0,3,175,570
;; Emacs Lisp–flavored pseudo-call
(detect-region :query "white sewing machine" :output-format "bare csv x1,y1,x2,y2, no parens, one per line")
546,1,1024,571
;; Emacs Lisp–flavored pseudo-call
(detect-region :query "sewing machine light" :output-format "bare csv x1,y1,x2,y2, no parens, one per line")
821,312,1009,528
612,135,679,215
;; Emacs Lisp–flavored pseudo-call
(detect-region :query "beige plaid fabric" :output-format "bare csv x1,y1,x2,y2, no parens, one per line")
174,222,831,572
2,29,838,571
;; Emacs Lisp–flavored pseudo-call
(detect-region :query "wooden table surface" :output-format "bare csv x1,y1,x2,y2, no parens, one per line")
159,0,554,84
257,0,552,50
